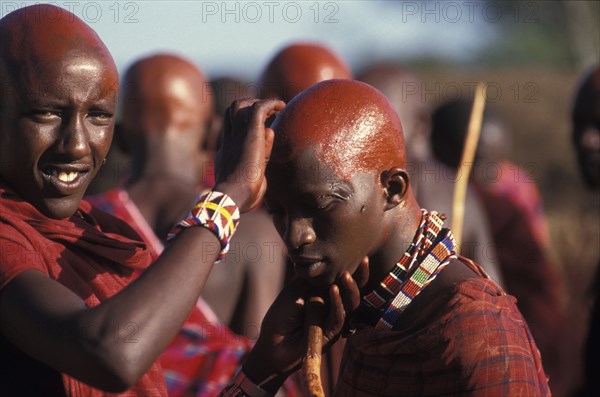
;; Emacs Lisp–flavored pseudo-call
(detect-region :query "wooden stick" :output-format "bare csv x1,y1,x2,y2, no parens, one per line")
304,296,326,397
451,82,487,252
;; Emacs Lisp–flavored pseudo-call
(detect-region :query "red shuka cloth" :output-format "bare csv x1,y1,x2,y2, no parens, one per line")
0,184,167,396
336,277,551,397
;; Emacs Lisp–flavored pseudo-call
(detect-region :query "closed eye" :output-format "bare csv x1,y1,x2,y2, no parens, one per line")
316,193,347,211
87,111,114,125
29,110,62,122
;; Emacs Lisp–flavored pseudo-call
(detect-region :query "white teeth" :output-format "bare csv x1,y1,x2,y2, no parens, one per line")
57,171,78,182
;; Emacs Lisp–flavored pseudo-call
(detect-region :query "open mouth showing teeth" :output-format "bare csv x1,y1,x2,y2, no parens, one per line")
42,167,89,184
44,169,79,182
58,171,78,182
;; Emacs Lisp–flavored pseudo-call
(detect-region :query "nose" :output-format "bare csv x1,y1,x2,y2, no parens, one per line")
60,113,92,160
284,216,316,251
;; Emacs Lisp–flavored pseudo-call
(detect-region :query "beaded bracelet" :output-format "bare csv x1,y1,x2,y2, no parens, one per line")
167,190,240,263
220,368,274,397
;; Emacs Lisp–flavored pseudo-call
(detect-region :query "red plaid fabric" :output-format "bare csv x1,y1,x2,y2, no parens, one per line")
161,306,252,396
336,274,550,396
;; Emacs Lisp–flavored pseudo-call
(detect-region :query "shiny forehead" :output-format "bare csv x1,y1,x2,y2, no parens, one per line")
0,4,117,90
270,79,406,179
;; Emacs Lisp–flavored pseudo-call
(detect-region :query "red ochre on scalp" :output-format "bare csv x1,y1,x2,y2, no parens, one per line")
0,4,118,95
121,54,214,136
270,79,406,180
259,43,352,102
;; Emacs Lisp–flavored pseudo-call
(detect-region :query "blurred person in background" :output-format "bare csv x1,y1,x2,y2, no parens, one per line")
86,53,288,395
430,98,569,396
572,64,600,397
258,42,352,103
203,76,287,337
358,64,503,284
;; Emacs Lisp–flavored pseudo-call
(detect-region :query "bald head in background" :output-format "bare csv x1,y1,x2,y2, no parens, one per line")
358,64,430,162
87,53,216,244
259,43,352,102
120,54,215,183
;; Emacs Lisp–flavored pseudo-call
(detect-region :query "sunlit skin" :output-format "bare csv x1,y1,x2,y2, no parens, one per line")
243,79,486,394
116,57,286,336
358,65,503,284
0,7,118,220
0,5,361,393
118,54,215,238
572,65,600,189
259,43,352,102
266,80,435,293
358,64,431,163
121,54,214,183
266,150,386,289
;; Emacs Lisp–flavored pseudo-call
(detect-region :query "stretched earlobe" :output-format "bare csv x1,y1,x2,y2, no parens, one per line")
380,167,410,210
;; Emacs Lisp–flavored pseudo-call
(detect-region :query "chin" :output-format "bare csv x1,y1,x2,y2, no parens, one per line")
39,196,83,219
305,271,339,292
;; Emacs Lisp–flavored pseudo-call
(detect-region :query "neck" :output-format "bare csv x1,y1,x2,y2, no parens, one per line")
126,165,203,240
361,191,423,294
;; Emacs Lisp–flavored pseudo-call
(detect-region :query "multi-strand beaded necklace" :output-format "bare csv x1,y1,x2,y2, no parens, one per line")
362,209,457,330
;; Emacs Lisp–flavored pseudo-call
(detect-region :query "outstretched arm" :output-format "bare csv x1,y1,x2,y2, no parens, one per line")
0,99,284,392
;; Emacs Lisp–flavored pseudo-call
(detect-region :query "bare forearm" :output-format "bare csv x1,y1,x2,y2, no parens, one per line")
77,227,220,385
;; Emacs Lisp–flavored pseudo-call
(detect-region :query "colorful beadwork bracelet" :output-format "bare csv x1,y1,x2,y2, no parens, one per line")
167,190,240,263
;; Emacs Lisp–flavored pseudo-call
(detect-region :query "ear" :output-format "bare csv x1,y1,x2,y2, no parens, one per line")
380,166,410,210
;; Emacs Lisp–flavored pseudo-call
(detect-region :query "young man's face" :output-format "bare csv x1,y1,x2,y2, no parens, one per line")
0,53,117,219
265,147,387,290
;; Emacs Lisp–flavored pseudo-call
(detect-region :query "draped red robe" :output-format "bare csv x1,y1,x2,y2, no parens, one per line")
0,184,167,396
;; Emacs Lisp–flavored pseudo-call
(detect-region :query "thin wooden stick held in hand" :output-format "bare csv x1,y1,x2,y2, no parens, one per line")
304,296,326,397
451,82,487,252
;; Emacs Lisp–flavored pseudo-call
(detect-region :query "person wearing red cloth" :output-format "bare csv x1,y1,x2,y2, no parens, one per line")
430,98,569,395
88,54,286,341
573,65,600,397
0,5,358,396
358,64,503,284
86,53,288,395
231,79,551,396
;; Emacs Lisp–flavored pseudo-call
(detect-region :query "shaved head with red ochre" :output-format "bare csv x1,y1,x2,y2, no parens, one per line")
0,4,118,101
259,43,352,102
265,80,418,289
270,79,406,180
121,54,214,140
119,53,215,184
0,4,118,219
